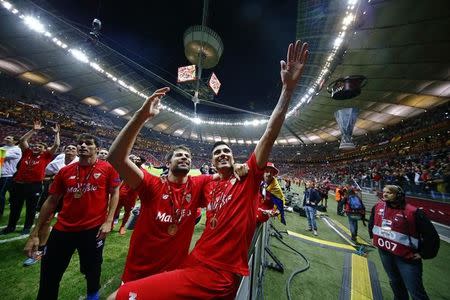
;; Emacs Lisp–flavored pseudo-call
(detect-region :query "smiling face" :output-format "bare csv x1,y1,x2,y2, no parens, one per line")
167,148,191,175
211,144,234,174
31,143,46,155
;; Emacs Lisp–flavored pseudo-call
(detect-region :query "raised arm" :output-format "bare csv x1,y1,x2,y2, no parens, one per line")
107,87,170,189
254,40,309,169
48,123,61,155
19,120,43,151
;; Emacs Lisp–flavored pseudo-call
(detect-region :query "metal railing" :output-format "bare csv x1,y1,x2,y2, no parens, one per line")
235,222,268,300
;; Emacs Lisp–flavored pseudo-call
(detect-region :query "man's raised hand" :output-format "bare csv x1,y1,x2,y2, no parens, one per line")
51,123,60,133
33,119,43,131
139,87,170,119
280,40,309,91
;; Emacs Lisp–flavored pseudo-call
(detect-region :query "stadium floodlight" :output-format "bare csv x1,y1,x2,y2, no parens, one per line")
90,62,104,73
333,37,344,48
69,49,89,63
1,0,366,129
2,1,12,11
24,16,46,33
342,14,354,26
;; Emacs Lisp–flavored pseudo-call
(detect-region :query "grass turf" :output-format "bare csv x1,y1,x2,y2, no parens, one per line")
0,186,449,299
263,185,450,300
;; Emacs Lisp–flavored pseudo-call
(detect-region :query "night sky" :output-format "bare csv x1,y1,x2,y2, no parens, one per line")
41,0,298,114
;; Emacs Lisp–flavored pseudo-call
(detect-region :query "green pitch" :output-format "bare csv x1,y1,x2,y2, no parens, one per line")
0,185,448,299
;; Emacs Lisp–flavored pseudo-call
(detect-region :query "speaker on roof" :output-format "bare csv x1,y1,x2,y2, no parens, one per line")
327,75,367,100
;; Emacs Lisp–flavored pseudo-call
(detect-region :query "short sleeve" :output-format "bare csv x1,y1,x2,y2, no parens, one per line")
135,171,159,202
193,174,213,208
49,170,65,195
109,166,121,188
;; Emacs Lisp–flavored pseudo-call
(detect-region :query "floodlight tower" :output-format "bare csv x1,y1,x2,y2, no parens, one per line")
183,0,223,114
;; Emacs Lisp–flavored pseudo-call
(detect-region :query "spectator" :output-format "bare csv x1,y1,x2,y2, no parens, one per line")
1,121,60,235
343,188,365,241
303,180,321,236
0,135,22,216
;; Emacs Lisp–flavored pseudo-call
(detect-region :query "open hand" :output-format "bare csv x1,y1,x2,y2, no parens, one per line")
33,120,43,131
139,87,170,119
51,123,60,133
280,40,309,91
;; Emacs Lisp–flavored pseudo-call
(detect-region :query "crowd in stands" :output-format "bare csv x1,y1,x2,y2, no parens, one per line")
1,75,448,200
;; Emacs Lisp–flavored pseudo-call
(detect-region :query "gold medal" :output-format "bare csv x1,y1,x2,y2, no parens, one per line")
210,216,218,229
167,224,178,235
74,191,83,199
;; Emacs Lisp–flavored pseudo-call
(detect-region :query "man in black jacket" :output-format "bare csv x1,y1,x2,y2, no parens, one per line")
303,180,321,236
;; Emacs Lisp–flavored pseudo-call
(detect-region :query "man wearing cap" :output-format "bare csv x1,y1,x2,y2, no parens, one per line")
257,162,286,224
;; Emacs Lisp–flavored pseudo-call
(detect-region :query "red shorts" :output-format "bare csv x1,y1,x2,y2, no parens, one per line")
116,256,240,300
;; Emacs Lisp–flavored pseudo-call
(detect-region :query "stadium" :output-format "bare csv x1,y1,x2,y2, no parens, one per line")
0,0,449,299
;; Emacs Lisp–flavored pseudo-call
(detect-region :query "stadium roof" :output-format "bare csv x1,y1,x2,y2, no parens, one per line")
0,0,449,145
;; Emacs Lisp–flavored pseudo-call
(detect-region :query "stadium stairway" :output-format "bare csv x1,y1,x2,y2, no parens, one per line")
361,192,379,211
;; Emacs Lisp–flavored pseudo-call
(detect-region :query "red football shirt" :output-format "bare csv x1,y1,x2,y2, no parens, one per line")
119,182,138,202
121,172,212,282
14,148,53,182
190,153,264,276
49,160,120,232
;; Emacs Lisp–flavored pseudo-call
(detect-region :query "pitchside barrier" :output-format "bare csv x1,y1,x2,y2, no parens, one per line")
235,222,268,299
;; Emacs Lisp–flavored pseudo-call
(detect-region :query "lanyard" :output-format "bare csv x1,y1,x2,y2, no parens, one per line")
162,176,190,224
76,160,97,192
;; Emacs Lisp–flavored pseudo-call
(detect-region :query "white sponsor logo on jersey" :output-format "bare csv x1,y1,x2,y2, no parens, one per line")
129,292,137,300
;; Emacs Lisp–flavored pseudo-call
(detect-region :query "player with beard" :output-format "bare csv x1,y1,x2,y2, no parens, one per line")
110,39,309,300
24,133,120,300
107,89,247,283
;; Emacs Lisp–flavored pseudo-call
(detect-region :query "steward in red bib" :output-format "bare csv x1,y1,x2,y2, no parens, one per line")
372,201,419,260
369,185,440,300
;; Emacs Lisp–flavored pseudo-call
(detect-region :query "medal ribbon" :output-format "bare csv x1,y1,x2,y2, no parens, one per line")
75,160,97,195
163,176,191,224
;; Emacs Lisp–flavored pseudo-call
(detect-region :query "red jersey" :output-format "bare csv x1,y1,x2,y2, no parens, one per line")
14,148,53,182
122,172,212,282
119,182,138,202
49,160,120,232
190,153,264,276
